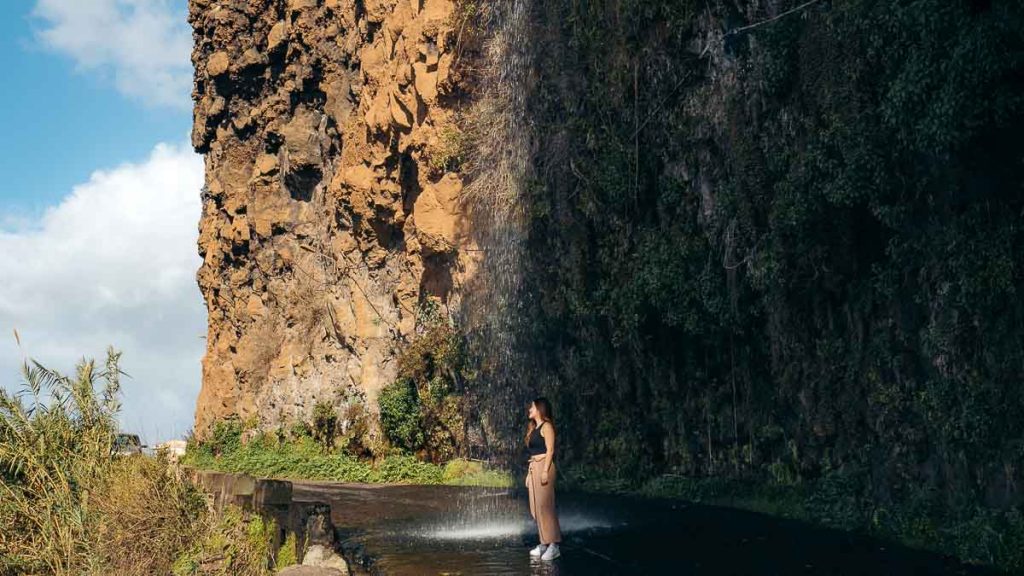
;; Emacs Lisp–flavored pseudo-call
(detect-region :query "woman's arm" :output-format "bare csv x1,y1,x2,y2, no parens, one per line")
541,424,556,484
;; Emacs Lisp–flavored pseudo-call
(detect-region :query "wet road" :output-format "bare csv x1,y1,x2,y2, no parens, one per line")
291,482,1000,576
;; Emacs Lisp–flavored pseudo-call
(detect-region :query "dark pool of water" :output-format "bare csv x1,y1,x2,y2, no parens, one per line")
292,482,1000,576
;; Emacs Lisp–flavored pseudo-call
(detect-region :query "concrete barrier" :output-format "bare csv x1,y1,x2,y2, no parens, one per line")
183,469,348,574
185,469,293,512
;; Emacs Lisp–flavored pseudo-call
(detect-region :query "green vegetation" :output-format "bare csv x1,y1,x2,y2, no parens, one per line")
0,350,279,576
184,417,510,487
427,125,469,174
378,378,425,452
379,300,472,463
440,458,511,488
0,349,127,574
310,400,338,453
185,432,445,483
273,532,299,571
172,507,285,576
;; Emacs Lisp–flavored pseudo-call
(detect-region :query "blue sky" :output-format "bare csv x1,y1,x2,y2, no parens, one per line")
0,0,205,443
0,1,191,216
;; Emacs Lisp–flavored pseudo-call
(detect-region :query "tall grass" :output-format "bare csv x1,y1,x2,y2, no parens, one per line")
88,456,207,574
0,349,277,576
0,348,124,574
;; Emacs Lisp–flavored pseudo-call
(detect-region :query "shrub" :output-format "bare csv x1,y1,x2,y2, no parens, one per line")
428,125,469,174
89,455,208,574
275,531,299,569
289,420,312,440
377,378,424,452
209,416,244,456
423,393,465,462
442,458,513,487
373,454,444,484
388,301,472,461
310,401,338,452
172,506,275,576
339,397,372,457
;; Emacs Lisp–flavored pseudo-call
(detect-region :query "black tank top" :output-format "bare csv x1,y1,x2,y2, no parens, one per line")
527,421,548,456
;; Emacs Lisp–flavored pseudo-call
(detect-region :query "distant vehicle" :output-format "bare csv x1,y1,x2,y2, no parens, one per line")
112,433,145,456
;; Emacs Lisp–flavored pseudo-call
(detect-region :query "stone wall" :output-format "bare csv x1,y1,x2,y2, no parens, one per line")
188,0,478,435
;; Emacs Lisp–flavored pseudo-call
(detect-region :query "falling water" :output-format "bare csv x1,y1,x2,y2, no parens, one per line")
462,0,538,464
416,0,621,556
408,488,615,542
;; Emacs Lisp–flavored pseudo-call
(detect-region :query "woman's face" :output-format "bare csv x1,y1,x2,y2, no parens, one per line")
528,402,538,420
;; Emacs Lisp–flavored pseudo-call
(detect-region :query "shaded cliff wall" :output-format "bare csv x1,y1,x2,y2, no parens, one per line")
505,0,1024,520
188,0,478,435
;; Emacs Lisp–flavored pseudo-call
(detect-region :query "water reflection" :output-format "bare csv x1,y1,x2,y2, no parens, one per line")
293,482,982,576
529,556,561,576
414,512,618,541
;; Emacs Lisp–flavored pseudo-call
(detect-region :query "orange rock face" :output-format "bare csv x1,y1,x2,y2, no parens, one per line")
188,0,477,435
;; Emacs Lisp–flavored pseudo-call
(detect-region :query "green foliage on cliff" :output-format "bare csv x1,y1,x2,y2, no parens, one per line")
502,0,1024,569
188,429,442,483
378,300,472,462
310,400,339,452
189,320,505,485
379,378,425,452
209,417,245,456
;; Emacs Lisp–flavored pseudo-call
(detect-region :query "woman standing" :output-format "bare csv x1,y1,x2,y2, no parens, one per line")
525,397,562,561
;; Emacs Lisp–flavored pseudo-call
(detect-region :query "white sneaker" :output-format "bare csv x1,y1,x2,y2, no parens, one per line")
529,544,548,557
541,543,560,561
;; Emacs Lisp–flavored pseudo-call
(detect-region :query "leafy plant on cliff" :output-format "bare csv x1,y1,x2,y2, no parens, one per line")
338,392,373,457
209,416,244,456
378,377,425,453
378,300,470,462
182,430,511,486
310,400,338,452
428,125,469,175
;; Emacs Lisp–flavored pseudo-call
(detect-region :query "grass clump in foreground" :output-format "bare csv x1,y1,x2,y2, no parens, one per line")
0,349,286,576
182,418,511,488
561,466,1024,572
172,506,294,576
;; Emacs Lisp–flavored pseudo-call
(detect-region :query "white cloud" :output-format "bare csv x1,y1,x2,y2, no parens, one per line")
0,142,206,444
32,0,193,108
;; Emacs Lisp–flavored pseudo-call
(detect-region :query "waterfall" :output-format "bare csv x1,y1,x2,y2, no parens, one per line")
462,0,537,465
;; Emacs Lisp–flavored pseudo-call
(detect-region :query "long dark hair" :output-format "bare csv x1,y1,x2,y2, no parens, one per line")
525,397,554,445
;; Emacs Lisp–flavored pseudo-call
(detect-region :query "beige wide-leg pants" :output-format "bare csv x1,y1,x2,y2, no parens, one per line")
526,455,562,544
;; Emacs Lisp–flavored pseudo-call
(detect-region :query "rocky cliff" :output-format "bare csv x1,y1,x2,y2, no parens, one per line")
188,0,478,434
510,0,1024,563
